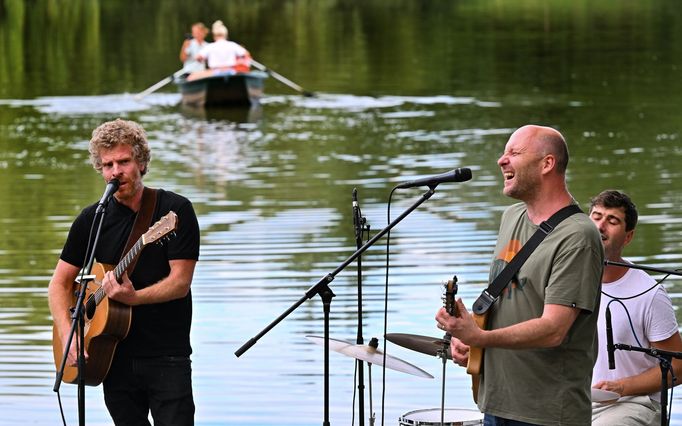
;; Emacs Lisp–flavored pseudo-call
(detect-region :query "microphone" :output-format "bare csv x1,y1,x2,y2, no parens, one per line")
95,179,120,213
352,188,365,241
606,306,616,370
396,167,472,189
352,188,359,236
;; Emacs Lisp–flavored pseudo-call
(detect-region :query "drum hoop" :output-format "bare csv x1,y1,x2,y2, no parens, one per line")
398,407,483,426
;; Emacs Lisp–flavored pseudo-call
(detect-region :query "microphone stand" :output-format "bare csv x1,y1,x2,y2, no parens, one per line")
352,188,370,426
611,344,680,426
53,207,110,426
606,260,682,426
235,187,438,425
605,260,682,277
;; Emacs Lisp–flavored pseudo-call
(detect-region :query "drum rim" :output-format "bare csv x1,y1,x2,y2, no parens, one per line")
398,407,484,425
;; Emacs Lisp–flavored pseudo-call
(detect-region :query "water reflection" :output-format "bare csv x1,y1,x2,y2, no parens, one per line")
178,104,264,125
1,88,682,424
0,94,179,115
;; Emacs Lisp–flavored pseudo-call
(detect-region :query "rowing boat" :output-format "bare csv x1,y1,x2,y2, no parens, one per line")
174,70,268,107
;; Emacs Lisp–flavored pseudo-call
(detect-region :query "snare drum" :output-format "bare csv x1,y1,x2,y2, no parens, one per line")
399,408,483,426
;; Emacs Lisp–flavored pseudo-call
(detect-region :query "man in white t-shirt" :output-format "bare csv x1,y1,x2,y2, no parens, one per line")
196,20,251,71
590,190,682,425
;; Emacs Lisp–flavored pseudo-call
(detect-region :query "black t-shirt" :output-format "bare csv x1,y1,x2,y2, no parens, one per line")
60,188,200,358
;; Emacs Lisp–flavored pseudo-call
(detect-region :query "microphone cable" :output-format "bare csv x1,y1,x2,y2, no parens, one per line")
379,186,400,426
605,298,642,347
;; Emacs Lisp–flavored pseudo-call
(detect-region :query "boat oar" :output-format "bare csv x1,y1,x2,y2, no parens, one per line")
251,59,314,97
135,69,186,99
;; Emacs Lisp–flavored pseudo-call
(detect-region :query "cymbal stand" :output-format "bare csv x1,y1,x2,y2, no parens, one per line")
235,187,438,426
368,358,375,426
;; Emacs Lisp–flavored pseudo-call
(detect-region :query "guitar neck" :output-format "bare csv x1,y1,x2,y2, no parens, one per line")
87,210,178,308
92,237,144,305
114,238,144,282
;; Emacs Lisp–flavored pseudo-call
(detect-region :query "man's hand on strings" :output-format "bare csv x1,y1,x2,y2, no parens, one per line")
102,271,136,305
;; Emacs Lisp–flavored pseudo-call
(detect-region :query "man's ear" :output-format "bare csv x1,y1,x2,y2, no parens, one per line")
624,229,635,247
541,154,556,175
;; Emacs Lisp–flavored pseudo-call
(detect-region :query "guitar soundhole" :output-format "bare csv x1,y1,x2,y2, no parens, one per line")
85,296,96,320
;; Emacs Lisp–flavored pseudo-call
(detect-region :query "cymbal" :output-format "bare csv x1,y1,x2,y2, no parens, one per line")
305,335,433,379
385,333,452,360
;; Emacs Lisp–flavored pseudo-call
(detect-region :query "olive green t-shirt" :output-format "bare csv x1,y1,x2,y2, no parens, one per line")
478,202,603,425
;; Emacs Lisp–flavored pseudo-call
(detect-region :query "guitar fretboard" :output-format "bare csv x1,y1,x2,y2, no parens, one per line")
91,238,144,307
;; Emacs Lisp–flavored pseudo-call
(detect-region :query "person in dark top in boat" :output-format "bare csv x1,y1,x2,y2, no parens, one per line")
48,118,200,425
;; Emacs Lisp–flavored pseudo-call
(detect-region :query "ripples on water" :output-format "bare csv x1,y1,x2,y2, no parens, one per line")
1,92,682,425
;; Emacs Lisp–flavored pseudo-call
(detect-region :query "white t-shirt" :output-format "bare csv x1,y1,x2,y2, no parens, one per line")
592,266,679,402
198,39,248,69
183,39,208,72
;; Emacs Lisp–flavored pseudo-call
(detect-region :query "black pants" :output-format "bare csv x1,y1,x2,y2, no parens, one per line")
103,355,195,426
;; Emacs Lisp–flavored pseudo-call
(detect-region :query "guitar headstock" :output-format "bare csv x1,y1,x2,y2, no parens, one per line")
442,275,458,317
142,211,178,246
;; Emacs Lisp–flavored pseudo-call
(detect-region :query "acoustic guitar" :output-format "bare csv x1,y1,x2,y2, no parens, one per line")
52,211,178,386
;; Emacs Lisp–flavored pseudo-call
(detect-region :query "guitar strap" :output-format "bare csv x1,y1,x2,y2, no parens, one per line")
120,186,158,275
472,204,583,316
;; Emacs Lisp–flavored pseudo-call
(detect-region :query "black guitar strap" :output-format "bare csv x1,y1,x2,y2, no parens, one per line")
472,204,583,316
120,187,158,275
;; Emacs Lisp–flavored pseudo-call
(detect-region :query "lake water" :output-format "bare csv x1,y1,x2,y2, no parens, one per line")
1,1,681,425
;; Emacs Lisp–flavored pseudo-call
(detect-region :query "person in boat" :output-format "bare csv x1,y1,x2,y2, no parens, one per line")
47,119,200,425
179,22,209,73
589,190,682,425
188,20,251,81
436,125,603,425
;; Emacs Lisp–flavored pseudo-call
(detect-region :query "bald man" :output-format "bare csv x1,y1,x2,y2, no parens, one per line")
436,125,604,425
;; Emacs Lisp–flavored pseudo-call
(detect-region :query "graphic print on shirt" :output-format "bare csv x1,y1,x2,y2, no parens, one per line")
489,239,528,299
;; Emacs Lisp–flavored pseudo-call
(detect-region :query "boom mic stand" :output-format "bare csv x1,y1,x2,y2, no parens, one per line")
235,187,439,426
606,260,682,278
53,207,110,426
606,260,682,426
